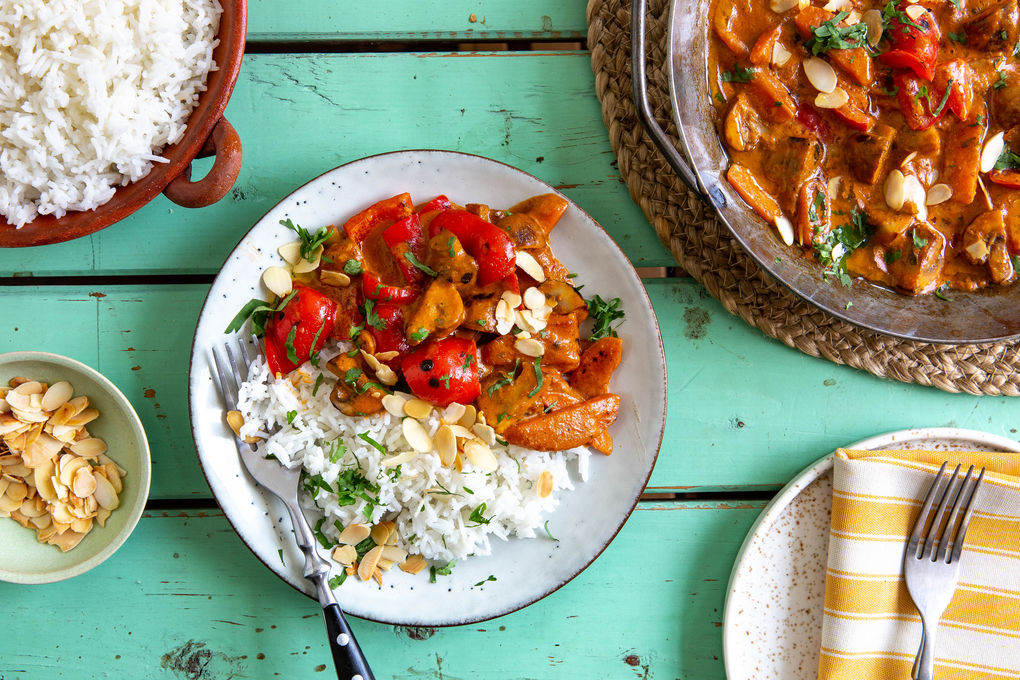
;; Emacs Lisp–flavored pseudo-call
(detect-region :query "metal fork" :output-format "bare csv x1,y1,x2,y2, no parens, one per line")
904,462,985,680
212,337,375,680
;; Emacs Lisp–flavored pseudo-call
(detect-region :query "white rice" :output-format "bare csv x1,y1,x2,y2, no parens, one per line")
0,0,222,227
236,345,591,564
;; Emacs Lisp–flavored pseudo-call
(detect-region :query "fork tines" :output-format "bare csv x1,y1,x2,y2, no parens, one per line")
909,462,986,565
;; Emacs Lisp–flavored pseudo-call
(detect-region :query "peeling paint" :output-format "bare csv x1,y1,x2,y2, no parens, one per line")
89,291,106,298
160,640,246,679
395,625,436,640
682,307,710,339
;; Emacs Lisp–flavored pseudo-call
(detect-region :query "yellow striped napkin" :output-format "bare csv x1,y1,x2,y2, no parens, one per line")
818,449,1020,680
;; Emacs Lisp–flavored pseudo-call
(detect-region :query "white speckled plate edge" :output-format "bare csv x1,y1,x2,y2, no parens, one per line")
187,150,667,626
721,428,1020,680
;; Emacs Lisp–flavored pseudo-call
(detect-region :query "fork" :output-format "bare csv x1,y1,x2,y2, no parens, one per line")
212,337,375,680
904,461,985,680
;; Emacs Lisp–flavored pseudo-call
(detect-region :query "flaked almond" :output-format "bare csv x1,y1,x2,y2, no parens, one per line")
904,3,926,20
863,9,883,47
375,351,399,362
814,87,849,109
472,423,497,447
515,337,545,357
320,269,351,287
522,287,546,311
358,545,385,581
884,169,907,210
463,439,498,473
822,0,847,10
292,246,324,274
371,520,397,546
803,57,837,93
92,473,119,510
40,381,73,412
441,402,466,424
337,522,371,545
403,398,433,420
901,151,918,167
65,408,99,429
500,290,523,309
435,424,457,466
0,494,21,513
978,175,995,211
402,418,433,453
458,404,477,428
926,183,953,206
381,545,408,563
981,131,1006,174
771,41,793,67
515,250,546,282
332,545,357,566
382,393,408,417
902,174,928,221
537,470,554,498
71,466,97,498
226,410,245,439
262,266,293,298
381,450,417,468
769,0,799,11
71,437,107,458
278,240,303,265
494,299,515,335
95,506,111,528
966,239,990,262
773,215,795,246
399,554,428,574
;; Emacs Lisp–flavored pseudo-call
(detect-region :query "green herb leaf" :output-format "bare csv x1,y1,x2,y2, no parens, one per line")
527,358,543,399
586,294,626,340
309,321,327,367
343,259,364,275
487,359,520,396
813,207,872,288
344,367,363,385
447,236,457,257
935,285,953,302
720,66,755,83
363,300,386,330
543,520,559,542
312,373,326,396
911,229,928,250
410,327,429,343
313,516,336,550
358,432,386,454
280,218,334,262
285,325,299,364
286,410,297,424
884,249,902,264
473,575,498,587
468,503,491,525
994,71,1008,90
328,573,347,589
462,353,475,370
948,31,966,45
403,251,438,277
807,11,868,55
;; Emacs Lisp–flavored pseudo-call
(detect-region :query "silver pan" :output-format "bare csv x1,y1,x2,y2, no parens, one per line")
631,0,1020,344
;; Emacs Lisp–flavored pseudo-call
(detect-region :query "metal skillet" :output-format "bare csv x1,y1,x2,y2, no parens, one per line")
631,0,1020,344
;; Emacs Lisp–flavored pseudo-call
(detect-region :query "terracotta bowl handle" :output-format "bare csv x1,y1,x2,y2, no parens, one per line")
163,117,243,208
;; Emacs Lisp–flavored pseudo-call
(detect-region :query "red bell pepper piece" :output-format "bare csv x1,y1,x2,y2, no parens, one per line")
831,102,876,132
400,337,481,407
362,270,419,304
416,195,452,214
933,60,974,122
370,303,410,364
879,4,940,81
382,213,427,286
895,73,944,131
428,210,516,286
796,105,832,143
264,284,337,375
989,169,1020,189
343,193,414,243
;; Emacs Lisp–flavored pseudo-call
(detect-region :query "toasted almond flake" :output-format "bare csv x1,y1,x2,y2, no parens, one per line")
278,240,303,265
862,9,883,47
981,132,1006,173
71,437,107,458
399,554,428,574
40,382,73,412
332,545,357,566
773,215,795,246
978,175,995,211
403,398,433,420
371,521,396,546
319,269,351,287
262,266,293,298
515,250,546,282
902,174,928,220
884,170,907,211
514,337,545,357
226,410,245,439
442,402,466,424
11,381,43,397
381,545,408,563
47,530,86,552
458,404,477,428
771,41,793,67
769,0,798,11
381,450,418,468
901,151,918,167
500,291,522,309
92,473,119,510
0,477,8,497
463,439,498,473
65,408,99,429
822,0,847,9
0,494,20,512
522,287,546,311
375,363,398,386
814,87,849,109
30,513,51,529
51,501,75,525
402,418,433,453
966,239,990,261
19,497,46,519
904,4,925,20
358,545,385,581
537,470,554,498
11,407,47,424
471,423,497,447
337,523,371,545
70,517,92,534
292,246,324,274
375,351,399,361
71,466,97,498
447,424,474,439
926,183,953,206
58,456,87,488
382,394,408,417
803,57,837,93
435,425,457,466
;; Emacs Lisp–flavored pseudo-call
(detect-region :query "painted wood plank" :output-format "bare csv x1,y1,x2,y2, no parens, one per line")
247,0,588,42
0,52,674,277
0,501,759,679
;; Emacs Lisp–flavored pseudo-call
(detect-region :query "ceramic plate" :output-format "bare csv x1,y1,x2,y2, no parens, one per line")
721,428,1020,679
188,150,667,625
0,352,151,584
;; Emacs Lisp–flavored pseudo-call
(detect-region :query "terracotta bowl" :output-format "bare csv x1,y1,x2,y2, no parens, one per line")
0,0,247,248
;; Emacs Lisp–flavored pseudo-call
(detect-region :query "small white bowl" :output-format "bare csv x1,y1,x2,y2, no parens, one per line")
0,351,151,584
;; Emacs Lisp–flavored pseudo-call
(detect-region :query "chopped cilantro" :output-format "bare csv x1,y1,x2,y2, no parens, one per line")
286,410,297,424
328,573,347,589
344,367,363,385
911,229,928,250
328,439,346,464
720,66,755,83
280,218,333,262
278,549,285,566
357,432,386,454
473,575,497,587
948,31,966,45
995,146,1020,171
224,289,299,336
312,373,326,396
814,207,871,287
543,520,559,542
935,285,953,302
526,358,543,399
403,251,438,277
363,300,386,330
994,71,1008,90
284,325,299,364
447,236,457,257
487,359,520,396
410,327,429,343
343,259,364,275
462,353,475,370
586,295,625,340
313,516,335,549
884,249,902,264
308,321,327,367
468,503,492,525
806,11,868,55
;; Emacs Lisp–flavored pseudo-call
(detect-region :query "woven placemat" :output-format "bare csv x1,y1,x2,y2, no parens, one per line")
587,0,1020,396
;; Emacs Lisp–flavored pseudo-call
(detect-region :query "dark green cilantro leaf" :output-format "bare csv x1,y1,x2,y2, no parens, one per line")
911,229,928,250
285,325,299,364
543,520,559,542
403,251,438,277
343,259,364,275
357,432,386,454
807,11,868,55
328,573,347,589
312,373,326,396
468,503,491,525
720,66,755,83
286,410,297,424
473,575,497,587
813,207,872,288
526,357,543,399
586,295,625,340
363,300,386,330
280,218,334,261
410,327,429,343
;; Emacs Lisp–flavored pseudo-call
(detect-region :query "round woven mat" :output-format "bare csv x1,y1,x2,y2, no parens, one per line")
586,0,1020,396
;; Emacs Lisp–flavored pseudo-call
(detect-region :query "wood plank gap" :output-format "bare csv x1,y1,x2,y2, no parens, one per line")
0,273,215,286
146,498,221,511
639,489,777,503
244,38,588,54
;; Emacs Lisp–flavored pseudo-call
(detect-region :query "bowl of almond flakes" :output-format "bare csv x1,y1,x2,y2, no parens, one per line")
0,352,150,584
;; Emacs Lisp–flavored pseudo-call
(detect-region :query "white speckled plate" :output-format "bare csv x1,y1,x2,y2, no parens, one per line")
187,150,666,626
722,428,1020,679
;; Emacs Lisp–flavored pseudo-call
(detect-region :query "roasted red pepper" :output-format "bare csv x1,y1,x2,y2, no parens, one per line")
400,337,481,407
369,303,410,364
831,102,876,132
264,284,337,376
343,193,414,243
428,210,516,286
796,105,832,143
989,169,1020,189
382,213,427,286
879,4,940,81
933,60,974,122
416,195,452,214
362,270,419,304
896,73,944,131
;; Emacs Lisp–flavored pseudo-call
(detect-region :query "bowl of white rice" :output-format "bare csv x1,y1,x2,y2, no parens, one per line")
0,0,247,247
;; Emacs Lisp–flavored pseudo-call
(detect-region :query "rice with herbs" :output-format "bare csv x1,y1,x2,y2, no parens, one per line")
236,345,591,564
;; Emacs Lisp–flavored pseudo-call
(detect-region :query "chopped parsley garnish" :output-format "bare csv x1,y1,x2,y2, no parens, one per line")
462,353,475,370
429,560,455,583
948,31,966,45
313,516,335,549
543,520,559,542
362,300,386,330
447,236,457,257
720,66,755,83
328,573,347,589
344,367,363,385
806,11,868,55
438,373,452,389
487,359,520,396
357,432,386,454
468,503,492,525
586,295,625,340
387,465,402,482
526,358,543,399
312,373,325,396
881,2,926,33
284,325,299,364
884,249,902,264
994,71,1008,90
911,229,928,250
476,319,487,326
308,321,327,366
224,288,299,336
278,549,285,566
995,146,1020,171
935,285,953,302
931,79,953,116
328,439,346,464
473,575,497,587
286,410,297,424
280,218,333,262
410,327,429,343
403,251,438,277
814,207,872,287
343,259,364,275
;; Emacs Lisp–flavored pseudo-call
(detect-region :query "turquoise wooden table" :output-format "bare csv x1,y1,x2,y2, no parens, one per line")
2,2,1017,678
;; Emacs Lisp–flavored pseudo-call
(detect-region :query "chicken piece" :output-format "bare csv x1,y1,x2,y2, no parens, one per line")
322,230,364,274
481,312,584,373
498,213,548,250
764,137,821,207
962,211,1015,283
536,368,586,413
942,121,983,205
538,279,586,314
886,223,947,295
847,123,896,185
506,194,569,234
404,278,465,345
993,76,1020,129
426,229,478,292
724,94,765,152
325,354,385,416
569,337,622,399
964,0,1018,52
531,245,571,281
502,394,621,453
466,203,492,223
475,360,541,434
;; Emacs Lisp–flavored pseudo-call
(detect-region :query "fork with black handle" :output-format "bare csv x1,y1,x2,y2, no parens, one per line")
212,337,375,680
904,461,985,680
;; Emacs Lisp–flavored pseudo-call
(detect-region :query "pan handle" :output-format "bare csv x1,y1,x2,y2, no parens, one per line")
630,0,705,199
